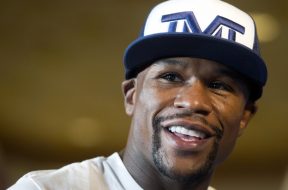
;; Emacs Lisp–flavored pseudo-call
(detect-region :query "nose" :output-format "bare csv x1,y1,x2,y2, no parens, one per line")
174,80,212,115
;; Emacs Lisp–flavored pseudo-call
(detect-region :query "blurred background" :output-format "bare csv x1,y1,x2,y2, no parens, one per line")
0,0,287,189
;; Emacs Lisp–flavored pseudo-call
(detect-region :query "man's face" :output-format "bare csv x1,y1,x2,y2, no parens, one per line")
123,57,254,181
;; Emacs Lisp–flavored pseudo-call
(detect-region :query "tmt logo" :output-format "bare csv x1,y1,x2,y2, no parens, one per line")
161,11,245,41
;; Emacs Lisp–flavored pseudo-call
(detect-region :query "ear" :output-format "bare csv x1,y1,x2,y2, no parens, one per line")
122,79,136,116
238,102,257,137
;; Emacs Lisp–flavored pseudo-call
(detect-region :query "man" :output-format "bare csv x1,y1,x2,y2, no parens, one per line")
8,0,267,189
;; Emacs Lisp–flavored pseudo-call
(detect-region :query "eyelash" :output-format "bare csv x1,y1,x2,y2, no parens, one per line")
159,72,183,82
157,73,234,92
208,81,233,92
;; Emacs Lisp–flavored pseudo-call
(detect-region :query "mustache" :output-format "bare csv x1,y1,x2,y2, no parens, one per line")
153,111,224,140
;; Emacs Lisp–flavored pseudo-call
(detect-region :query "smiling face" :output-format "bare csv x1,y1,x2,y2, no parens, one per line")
123,57,255,184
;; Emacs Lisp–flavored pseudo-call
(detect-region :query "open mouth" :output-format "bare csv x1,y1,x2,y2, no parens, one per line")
167,125,210,142
159,117,216,150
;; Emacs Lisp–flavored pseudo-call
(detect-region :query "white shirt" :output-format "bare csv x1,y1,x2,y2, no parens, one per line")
8,152,216,190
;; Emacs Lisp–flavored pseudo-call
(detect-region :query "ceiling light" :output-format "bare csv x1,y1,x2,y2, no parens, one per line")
250,13,280,43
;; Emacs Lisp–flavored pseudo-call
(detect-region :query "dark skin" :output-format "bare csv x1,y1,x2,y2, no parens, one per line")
121,57,256,190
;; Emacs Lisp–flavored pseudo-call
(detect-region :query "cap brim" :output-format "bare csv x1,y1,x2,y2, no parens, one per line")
124,33,267,86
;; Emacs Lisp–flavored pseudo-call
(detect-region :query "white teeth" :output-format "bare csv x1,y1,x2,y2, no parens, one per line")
168,126,205,138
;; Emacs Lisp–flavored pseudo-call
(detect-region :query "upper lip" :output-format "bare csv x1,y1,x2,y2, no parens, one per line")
161,118,215,138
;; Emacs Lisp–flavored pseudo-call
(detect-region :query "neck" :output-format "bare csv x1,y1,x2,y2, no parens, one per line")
122,144,214,190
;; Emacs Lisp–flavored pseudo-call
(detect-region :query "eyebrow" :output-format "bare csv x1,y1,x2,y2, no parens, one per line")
153,58,246,82
154,58,189,67
216,67,244,81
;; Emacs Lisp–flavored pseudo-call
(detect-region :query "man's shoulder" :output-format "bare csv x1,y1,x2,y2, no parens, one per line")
208,186,217,190
8,152,217,190
26,154,107,179
8,154,112,190
34,155,105,174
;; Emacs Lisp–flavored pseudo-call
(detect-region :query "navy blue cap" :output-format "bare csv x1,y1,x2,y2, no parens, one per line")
124,0,267,100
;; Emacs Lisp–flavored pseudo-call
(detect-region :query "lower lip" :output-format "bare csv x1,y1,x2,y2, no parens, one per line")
163,129,211,151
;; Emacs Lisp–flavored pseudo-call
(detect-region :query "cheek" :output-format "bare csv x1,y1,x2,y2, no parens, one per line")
138,82,175,117
133,84,177,152
213,96,246,163
216,119,241,163
131,86,166,155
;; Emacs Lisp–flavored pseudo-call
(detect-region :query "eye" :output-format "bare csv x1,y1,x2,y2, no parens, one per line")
159,72,183,82
208,81,233,92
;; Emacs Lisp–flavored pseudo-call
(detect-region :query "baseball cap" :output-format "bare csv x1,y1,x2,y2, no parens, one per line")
123,0,267,100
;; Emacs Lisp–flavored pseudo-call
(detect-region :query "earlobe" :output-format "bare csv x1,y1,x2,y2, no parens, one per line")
122,79,136,116
238,103,257,137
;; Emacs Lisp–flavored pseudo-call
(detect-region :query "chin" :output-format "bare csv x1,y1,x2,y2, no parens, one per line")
151,114,221,183
153,146,218,183
156,160,213,183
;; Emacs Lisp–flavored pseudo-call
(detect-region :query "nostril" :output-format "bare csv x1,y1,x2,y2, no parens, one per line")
174,94,212,115
174,101,211,116
174,100,190,108
194,109,210,116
